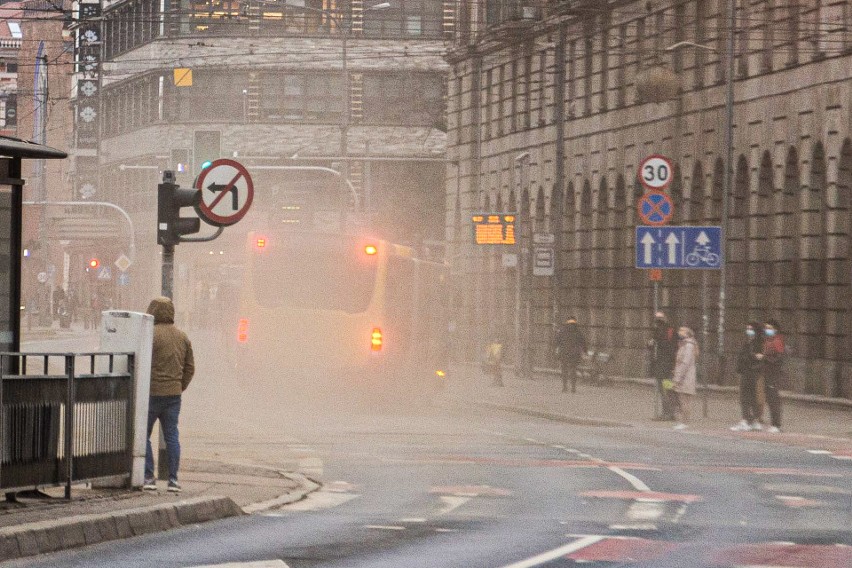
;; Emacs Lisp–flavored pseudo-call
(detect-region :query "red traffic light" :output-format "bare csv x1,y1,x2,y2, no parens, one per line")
88,258,100,269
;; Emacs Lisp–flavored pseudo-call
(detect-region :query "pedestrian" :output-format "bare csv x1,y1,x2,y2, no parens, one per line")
671,326,699,430
758,319,786,433
731,321,765,431
555,317,587,393
648,311,678,420
144,297,195,492
484,337,504,387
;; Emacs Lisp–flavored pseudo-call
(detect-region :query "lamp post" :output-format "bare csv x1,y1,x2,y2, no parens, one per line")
280,2,390,194
663,1,735,388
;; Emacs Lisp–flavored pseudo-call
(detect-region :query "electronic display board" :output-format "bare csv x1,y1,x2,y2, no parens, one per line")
472,213,516,245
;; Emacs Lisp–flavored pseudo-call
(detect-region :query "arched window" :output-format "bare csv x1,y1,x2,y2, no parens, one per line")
799,142,827,363
838,140,852,397
752,152,774,317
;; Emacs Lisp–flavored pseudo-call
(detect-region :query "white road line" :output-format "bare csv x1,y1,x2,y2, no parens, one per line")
365,525,406,531
438,495,472,515
607,466,651,492
626,500,666,521
609,523,658,531
283,492,359,512
523,437,540,444
434,528,459,533
190,562,290,568
498,535,605,568
398,517,427,523
806,449,832,454
672,504,689,524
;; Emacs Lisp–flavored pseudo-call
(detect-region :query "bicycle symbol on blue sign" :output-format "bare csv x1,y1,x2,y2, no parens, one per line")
635,226,723,270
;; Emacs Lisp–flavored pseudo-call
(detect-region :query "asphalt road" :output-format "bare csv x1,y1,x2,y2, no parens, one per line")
9,330,851,567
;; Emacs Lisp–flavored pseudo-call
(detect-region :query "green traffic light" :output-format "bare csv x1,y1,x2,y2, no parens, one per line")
200,160,213,170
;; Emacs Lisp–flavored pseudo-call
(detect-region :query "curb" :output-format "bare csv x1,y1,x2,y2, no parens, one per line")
0,496,243,562
458,399,634,428
242,472,322,514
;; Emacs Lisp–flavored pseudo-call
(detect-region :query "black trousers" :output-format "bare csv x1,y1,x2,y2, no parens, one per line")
739,375,761,422
653,377,675,419
561,358,580,393
763,373,782,428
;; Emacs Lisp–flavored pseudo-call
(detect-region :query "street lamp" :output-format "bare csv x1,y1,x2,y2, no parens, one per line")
665,1,736,383
279,1,391,186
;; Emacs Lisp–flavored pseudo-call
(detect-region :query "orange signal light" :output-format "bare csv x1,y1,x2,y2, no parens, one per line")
237,318,249,343
364,245,378,256
370,327,383,351
256,237,266,249
88,258,100,269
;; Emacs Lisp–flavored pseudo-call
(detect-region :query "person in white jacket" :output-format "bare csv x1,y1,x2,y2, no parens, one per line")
671,326,699,430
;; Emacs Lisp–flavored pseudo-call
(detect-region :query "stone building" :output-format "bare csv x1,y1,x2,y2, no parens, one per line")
89,0,456,311
447,0,852,398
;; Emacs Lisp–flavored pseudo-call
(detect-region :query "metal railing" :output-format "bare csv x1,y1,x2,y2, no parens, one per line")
0,352,136,499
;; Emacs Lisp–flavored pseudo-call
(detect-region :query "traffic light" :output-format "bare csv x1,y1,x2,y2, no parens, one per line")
157,171,201,246
88,258,100,269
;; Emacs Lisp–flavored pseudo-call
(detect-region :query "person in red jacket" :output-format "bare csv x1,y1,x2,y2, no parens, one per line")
758,319,785,433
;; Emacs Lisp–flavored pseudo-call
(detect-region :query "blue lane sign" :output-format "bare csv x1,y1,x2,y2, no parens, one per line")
635,226,723,269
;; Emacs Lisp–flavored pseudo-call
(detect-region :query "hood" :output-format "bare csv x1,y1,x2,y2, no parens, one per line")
146,296,175,324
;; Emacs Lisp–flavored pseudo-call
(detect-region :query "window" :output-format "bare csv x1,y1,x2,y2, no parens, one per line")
364,0,443,38
363,73,443,126
7,22,21,39
260,73,343,122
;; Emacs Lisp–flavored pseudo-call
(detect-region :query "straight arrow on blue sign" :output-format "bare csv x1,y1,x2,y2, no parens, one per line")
635,226,723,269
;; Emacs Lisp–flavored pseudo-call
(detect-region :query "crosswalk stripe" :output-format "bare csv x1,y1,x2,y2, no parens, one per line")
189,561,290,568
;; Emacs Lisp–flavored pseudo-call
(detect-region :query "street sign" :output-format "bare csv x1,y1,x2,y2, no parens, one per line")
195,158,254,227
635,226,722,269
533,232,555,245
533,246,555,276
114,254,132,272
37,272,47,284
637,191,674,226
97,266,112,280
117,272,130,286
638,154,674,191
472,213,516,245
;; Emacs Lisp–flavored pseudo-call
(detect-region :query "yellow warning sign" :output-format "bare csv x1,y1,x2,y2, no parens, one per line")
174,68,193,87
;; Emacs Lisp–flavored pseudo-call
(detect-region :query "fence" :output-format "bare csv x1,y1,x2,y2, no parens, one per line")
0,352,136,498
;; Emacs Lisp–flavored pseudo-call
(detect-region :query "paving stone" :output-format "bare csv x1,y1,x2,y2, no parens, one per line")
56,521,87,550
0,533,20,560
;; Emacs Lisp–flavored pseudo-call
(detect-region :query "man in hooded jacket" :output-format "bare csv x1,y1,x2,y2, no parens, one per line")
144,297,195,492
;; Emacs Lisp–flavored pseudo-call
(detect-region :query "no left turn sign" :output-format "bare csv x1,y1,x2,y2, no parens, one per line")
638,154,674,191
195,159,254,227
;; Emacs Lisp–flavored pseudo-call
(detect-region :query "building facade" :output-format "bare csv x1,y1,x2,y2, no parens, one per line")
447,0,852,398
85,0,456,313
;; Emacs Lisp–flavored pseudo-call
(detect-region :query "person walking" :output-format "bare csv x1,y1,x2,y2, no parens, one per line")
555,317,587,393
758,319,786,433
648,311,678,420
485,337,504,387
671,326,699,430
144,297,195,492
731,322,765,431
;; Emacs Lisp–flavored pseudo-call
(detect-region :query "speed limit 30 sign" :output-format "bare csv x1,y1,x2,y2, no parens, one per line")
638,154,674,192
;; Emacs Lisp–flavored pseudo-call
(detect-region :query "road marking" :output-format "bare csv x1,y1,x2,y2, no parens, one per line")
398,517,427,523
609,523,658,531
807,450,833,455
581,490,702,503
365,525,406,531
438,495,472,515
608,466,651,492
190,562,290,568
498,535,605,568
434,527,459,533
626,500,666,521
672,503,689,523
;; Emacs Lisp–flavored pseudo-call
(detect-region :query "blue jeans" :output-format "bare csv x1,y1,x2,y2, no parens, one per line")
145,395,181,482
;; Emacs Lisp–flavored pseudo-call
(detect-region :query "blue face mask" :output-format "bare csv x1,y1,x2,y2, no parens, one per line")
765,329,776,337
746,329,756,337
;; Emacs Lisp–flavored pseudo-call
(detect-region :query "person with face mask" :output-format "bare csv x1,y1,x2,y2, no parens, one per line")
732,322,765,431
671,326,699,430
758,319,786,433
647,311,677,420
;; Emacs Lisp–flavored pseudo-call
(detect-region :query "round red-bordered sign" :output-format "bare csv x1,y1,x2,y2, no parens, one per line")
638,154,674,191
637,191,674,226
194,159,254,227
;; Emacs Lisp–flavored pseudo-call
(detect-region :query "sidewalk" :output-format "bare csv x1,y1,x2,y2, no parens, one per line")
447,364,852,444
0,457,317,562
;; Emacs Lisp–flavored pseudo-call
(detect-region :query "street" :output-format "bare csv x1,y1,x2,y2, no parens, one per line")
5,331,850,567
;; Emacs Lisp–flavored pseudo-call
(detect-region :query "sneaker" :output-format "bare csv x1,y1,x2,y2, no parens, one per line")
167,480,182,493
750,421,763,431
143,479,157,491
730,420,750,431
673,423,688,431
766,426,781,434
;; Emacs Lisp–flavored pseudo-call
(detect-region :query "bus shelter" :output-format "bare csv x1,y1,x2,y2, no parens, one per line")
0,136,67,355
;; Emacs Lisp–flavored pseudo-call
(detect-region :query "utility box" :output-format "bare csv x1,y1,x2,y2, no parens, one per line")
100,310,154,488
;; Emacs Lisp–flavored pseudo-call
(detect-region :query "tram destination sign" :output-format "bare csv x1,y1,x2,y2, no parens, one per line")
472,213,517,245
